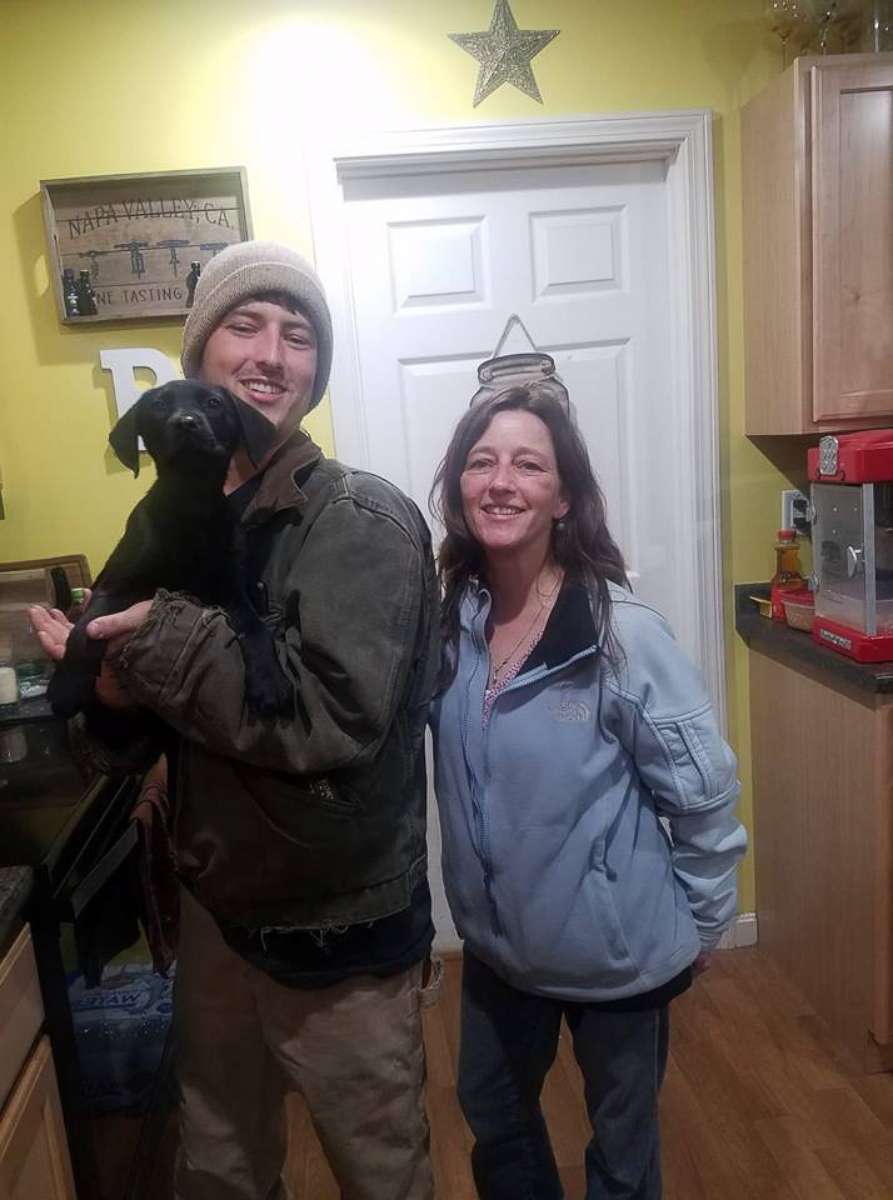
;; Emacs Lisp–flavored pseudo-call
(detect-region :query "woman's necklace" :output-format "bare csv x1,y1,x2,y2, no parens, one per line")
487,569,563,686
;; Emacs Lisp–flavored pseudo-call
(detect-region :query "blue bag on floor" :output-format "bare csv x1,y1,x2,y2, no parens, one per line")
68,963,175,1114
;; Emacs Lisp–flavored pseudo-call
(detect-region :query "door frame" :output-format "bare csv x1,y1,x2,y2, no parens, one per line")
307,110,726,725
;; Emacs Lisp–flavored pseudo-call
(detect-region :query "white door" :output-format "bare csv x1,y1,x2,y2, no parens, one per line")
316,133,720,951
341,161,678,613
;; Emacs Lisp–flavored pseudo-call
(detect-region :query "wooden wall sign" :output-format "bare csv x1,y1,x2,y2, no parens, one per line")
40,167,253,324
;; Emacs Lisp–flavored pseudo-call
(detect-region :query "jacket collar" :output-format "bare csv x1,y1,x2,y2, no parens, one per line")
463,577,599,670
527,581,598,670
242,428,323,526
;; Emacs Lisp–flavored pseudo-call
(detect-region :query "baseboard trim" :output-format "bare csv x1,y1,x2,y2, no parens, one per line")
717,912,758,950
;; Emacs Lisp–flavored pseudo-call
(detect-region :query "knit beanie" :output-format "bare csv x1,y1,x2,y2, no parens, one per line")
181,240,333,410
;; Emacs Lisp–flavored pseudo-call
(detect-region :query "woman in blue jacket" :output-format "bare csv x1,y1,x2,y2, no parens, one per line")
429,352,746,1200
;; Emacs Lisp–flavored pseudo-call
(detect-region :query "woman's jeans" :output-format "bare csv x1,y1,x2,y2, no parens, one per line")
458,949,669,1200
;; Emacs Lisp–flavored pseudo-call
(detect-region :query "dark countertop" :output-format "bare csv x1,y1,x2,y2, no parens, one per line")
0,704,89,818
0,695,53,730
735,583,893,694
0,866,33,955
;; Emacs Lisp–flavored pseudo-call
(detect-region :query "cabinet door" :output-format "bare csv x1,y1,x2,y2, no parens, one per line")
874,705,893,1049
0,1037,76,1200
812,60,893,422
0,928,44,1114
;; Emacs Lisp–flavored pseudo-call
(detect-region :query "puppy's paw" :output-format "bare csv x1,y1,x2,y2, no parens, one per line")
244,665,293,719
47,668,96,718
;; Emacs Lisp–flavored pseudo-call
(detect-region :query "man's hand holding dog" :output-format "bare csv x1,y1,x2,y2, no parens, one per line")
85,601,153,647
30,598,151,710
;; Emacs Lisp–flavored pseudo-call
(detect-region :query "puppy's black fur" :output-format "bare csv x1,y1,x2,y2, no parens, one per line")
48,380,292,719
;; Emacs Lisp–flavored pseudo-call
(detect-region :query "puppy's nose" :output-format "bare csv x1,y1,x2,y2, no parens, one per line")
171,413,199,428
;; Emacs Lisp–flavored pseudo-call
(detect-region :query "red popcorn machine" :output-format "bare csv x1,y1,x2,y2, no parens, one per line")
808,430,893,662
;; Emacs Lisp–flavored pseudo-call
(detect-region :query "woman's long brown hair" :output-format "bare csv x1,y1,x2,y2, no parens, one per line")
430,383,629,689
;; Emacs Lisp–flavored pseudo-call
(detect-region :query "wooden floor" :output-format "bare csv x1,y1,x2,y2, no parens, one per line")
95,947,893,1199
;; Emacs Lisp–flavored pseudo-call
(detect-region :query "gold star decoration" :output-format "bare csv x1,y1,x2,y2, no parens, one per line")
449,0,560,108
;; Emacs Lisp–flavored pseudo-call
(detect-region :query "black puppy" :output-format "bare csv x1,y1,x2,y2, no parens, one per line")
48,380,292,719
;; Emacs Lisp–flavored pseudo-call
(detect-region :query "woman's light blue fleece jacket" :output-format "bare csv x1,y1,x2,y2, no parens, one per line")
430,580,747,1003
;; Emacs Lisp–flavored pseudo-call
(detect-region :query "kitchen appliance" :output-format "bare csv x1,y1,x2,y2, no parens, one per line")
808,430,893,661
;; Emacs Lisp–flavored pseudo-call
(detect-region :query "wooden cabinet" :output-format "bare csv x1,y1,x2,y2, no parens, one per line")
0,928,43,1113
0,1038,76,1200
749,647,893,1071
0,928,75,1199
742,54,893,434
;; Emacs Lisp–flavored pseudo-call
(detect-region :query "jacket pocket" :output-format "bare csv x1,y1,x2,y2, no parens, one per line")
588,841,637,969
501,833,641,993
241,768,360,848
302,774,357,815
415,955,444,1010
654,703,731,807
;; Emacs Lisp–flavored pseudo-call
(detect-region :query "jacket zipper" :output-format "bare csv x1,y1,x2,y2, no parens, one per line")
464,589,599,939
461,616,501,933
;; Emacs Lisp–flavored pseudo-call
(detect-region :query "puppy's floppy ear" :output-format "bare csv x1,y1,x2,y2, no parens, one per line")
108,393,147,477
220,389,279,466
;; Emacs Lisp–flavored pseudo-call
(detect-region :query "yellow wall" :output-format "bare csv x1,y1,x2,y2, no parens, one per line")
2,0,801,911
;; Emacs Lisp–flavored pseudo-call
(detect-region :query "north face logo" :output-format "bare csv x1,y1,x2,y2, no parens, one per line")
549,685,592,723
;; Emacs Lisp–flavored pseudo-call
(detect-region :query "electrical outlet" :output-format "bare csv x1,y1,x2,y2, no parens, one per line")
781,488,808,531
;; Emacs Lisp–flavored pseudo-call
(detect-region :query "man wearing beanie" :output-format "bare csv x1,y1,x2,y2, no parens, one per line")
33,240,440,1200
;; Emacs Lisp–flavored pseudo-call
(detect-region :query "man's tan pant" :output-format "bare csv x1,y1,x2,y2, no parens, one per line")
173,886,438,1200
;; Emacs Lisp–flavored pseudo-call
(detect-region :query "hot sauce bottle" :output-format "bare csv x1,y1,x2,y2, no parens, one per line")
770,528,804,622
